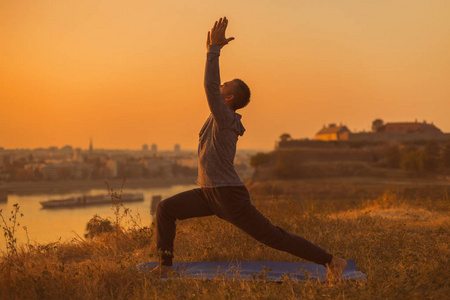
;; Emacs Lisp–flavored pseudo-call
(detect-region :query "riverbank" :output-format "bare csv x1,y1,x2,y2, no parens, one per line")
2,176,449,198
0,177,197,196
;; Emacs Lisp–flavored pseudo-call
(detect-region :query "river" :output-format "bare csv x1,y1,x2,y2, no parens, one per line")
0,184,197,252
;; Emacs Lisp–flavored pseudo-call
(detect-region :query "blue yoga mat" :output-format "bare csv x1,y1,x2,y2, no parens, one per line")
137,260,366,281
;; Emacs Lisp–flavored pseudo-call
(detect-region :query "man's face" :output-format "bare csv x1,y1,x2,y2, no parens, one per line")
220,80,237,101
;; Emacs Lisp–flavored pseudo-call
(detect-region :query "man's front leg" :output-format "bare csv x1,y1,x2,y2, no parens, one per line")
155,189,213,266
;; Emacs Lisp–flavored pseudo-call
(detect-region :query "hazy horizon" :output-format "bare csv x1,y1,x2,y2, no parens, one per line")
1,0,449,150
0,144,270,152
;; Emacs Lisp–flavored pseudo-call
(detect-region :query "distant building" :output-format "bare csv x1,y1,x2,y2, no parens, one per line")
32,148,49,160
0,154,12,166
106,160,119,177
142,158,173,177
315,124,351,141
0,173,10,181
42,163,92,180
60,145,74,159
280,119,450,150
349,120,449,142
24,163,44,172
378,121,442,134
89,138,93,152
61,145,73,152
174,144,181,153
142,144,149,151
125,161,144,178
177,157,198,168
42,164,59,180
48,146,58,157
151,144,158,154
73,164,93,180
73,148,83,162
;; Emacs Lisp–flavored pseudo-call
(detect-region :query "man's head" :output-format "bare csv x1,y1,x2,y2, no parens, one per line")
220,79,251,111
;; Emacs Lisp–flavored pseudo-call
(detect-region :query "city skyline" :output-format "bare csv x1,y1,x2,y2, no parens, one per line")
0,141,195,152
0,139,263,152
3,116,449,151
1,1,449,150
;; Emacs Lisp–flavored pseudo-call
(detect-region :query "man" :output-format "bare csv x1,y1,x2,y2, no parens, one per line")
151,17,347,279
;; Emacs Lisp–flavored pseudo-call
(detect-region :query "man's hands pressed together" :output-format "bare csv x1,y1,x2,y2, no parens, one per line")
206,17,235,50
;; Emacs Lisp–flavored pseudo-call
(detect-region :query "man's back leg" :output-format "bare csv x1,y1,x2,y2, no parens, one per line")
206,186,334,266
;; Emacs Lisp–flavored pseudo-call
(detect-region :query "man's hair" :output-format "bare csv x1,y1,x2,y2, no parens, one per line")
230,79,251,111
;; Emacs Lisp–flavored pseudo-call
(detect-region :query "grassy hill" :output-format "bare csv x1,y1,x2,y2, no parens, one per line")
251,139,450,181
1,183,449,299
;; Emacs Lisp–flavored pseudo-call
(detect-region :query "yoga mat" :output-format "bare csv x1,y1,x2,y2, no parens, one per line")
137,260,366,281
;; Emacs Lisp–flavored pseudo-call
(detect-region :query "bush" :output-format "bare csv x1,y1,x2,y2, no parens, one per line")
386,146,401,168
442,140,450,169
400,150,424,172
273,151,303,179
85,215,114,238
422,140,440,171
250,152,271,169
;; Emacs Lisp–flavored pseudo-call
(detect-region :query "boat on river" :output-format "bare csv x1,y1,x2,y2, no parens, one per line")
40,193,144,209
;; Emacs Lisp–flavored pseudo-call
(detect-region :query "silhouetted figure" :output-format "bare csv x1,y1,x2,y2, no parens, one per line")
151,17,347,279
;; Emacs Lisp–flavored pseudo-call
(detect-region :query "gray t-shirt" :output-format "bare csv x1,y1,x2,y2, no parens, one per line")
197,45,246,188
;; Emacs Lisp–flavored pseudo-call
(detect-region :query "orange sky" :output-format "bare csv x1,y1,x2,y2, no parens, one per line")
1,0,449,150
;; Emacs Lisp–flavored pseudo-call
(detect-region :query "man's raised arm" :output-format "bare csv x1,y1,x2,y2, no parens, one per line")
204,17,235,128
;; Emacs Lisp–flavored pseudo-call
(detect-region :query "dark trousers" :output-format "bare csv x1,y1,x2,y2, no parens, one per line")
156,186,333,267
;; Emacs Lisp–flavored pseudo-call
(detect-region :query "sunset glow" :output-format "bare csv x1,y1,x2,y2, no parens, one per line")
1,0,449,150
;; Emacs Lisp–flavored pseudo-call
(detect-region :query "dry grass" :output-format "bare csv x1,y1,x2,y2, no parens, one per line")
1,184,449,299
